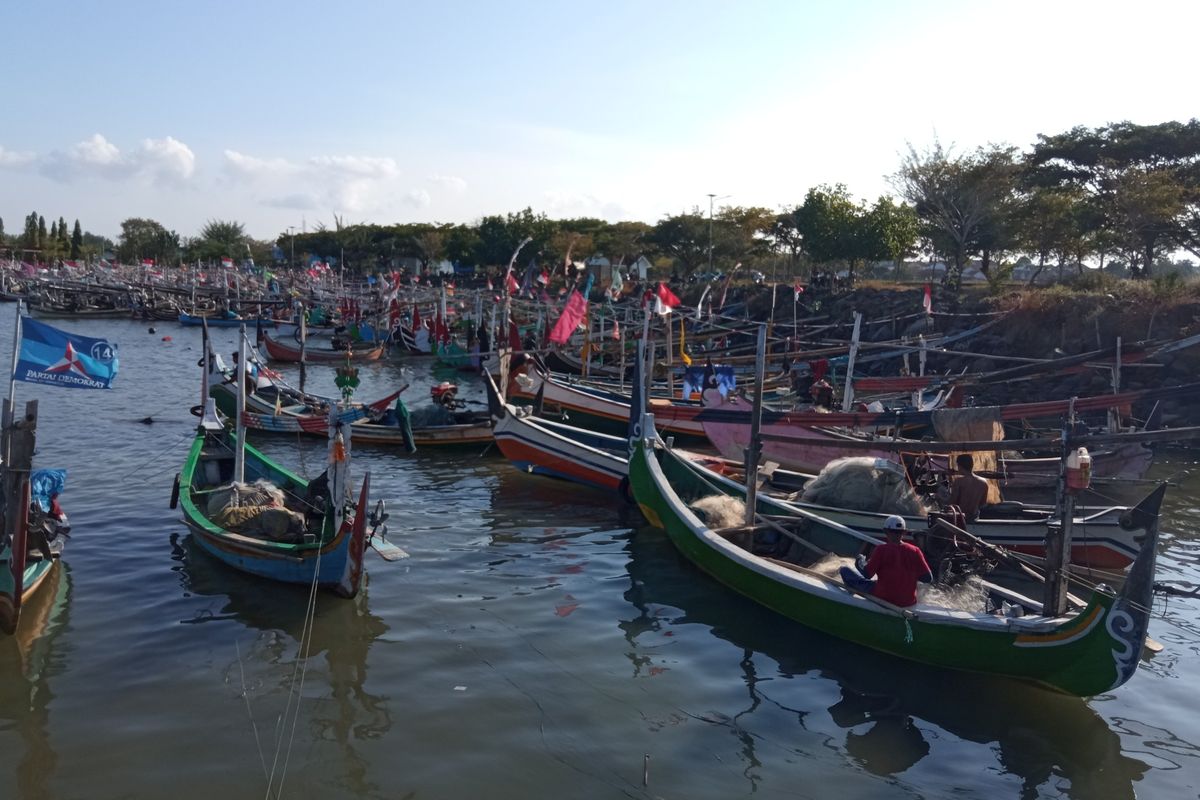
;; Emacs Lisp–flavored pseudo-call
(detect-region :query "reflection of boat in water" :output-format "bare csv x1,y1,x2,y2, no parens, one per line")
0,563,71,800
619,530,1148,798
170,533,391,796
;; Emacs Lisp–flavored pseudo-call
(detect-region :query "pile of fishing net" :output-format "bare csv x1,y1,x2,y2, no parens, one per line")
800,457,927,516
690,495,747,529
207,479,307,541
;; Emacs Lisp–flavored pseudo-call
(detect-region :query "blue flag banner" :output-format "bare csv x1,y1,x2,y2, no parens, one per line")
14,316,119,390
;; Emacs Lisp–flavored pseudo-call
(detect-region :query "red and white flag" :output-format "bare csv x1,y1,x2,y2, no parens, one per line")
654,282,681,316
486,275,493,291
922,284,933,316
505,271,520,295
221,257,234,269
141,258,154,267
794,282,804,302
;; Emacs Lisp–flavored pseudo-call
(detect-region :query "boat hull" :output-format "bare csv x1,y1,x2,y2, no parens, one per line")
628,430,1161,696
261,333,385,363
179,432,368,597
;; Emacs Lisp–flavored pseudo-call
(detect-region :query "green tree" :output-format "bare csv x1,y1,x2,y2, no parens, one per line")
1011,186,1079,285
56,216,69,256
594,221,650,266
191,219,249,263
893,141,1018,289
37,215,47,251
70,220,83,259
22,213,38,253
117,217,180,265
1027,119,1200,276
863,197,919,279
413,228,445,271
645,211,710,277
443,224,481,269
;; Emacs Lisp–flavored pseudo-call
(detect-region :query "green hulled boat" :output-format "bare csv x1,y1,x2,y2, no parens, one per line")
628,415,1165,696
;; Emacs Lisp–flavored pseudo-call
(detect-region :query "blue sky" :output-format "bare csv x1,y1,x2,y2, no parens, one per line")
2,0,1196,242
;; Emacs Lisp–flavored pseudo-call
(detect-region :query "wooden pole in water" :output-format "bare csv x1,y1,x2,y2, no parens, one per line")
665,309,675,398
1109,337,1122,433
744,324,767,527
234,325,247,484
0,398,37,634
841,311,862,411
1044,398,1076,617
6,300,24,443
298,303,308,396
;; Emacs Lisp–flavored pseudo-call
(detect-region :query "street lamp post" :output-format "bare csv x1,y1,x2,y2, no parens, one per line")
287,226,295,270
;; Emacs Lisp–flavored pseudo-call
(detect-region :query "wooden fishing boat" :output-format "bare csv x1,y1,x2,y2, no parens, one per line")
489,365,1146,569
176,413,371,596
0,482,63,635
627,415,1166,696
207,356,401,426
179,311,275,328
239,401,492,448
486,373,627,490
172,326,378,596
261,331,386,363
694,384,1188,483
506,362,709,440
680,453,1146,570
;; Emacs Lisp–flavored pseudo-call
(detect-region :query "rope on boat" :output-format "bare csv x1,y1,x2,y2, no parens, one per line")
263,533,324,799
235,639,270,783
903,618,914,644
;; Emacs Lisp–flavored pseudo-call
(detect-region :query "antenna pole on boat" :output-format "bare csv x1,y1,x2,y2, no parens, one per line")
841,311,862,411
6,299,24,436
298,302,308,396
1109,337,1122,433
1044,397,1077,616
744,324,767,527
665,307,675,399
234,325,247,484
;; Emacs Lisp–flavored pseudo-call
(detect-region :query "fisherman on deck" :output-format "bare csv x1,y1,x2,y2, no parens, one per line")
838,515,933,607
948,454,990,522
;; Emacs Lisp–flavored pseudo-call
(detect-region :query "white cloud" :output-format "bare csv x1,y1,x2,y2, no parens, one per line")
264,192,320,210
224,149,295,177
222,149,405,216
543,190,628,220
139,136,195,182
40,133,195,185
429,174,467,192
404,189,432,208
0,145,35,167
310,155,398,179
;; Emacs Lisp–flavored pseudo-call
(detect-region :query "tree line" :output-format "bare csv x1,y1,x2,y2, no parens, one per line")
5,119,1197,290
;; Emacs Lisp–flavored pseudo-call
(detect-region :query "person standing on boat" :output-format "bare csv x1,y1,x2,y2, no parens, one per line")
948,454,990,522
839,516,932,607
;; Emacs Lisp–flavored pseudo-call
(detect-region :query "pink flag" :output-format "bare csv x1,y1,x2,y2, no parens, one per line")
548,290,589,345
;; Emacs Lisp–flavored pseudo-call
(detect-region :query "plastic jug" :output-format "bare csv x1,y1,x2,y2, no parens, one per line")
1065,446,1092,492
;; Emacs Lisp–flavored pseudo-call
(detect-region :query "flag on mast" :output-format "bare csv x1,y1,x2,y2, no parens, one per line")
14,317,119,390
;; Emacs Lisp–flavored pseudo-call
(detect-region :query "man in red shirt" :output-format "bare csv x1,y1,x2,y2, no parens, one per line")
838,515,933,607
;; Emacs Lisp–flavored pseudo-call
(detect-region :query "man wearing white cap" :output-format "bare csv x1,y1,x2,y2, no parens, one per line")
839,515,933,607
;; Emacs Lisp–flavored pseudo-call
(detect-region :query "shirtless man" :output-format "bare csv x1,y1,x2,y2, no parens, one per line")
948,454,990,521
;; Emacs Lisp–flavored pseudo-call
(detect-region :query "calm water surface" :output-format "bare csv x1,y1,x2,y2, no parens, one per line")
0,309,1198,799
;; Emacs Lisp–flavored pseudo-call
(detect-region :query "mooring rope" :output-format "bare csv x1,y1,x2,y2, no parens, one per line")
263,521,325,799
